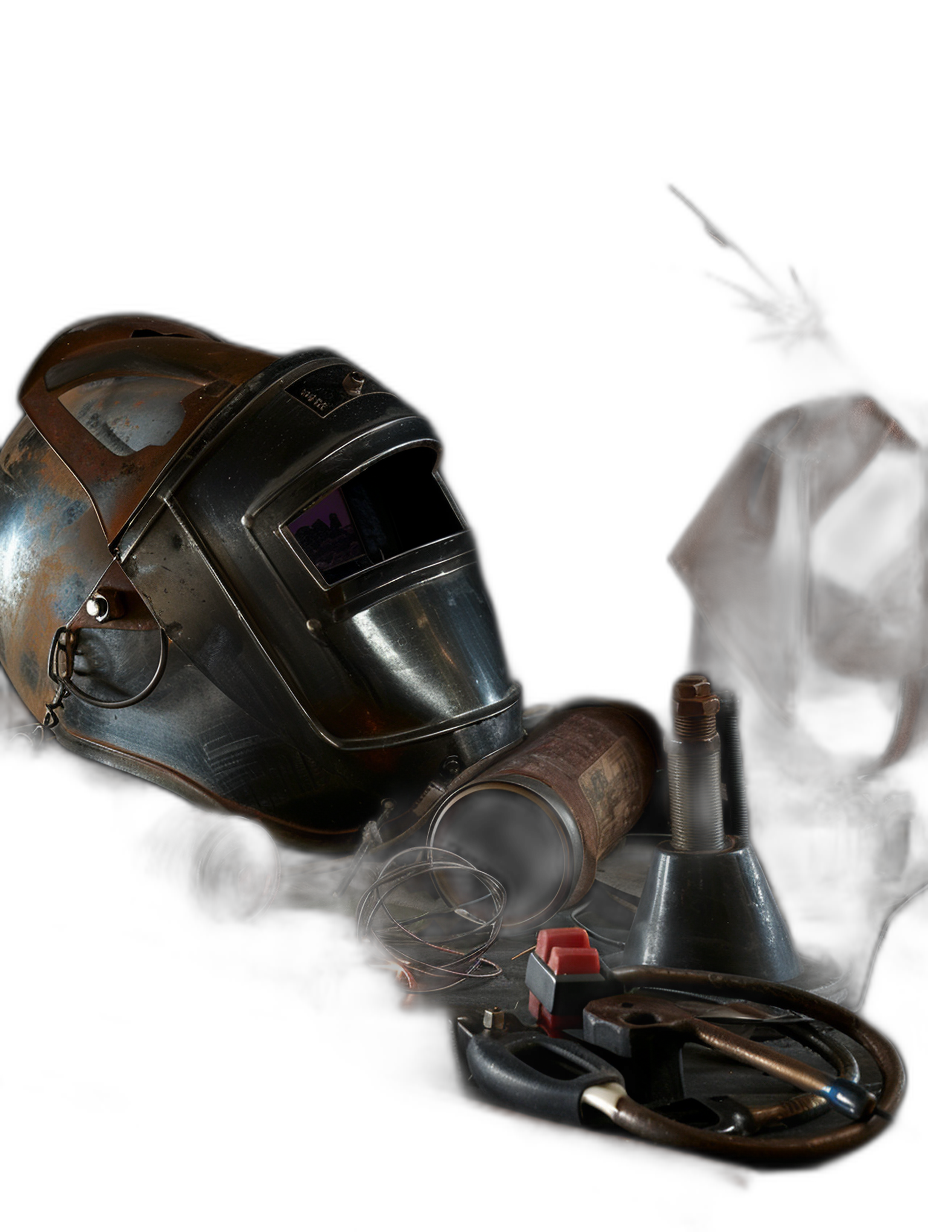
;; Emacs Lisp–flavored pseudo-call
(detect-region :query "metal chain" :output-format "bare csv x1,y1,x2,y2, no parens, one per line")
3,683,71,748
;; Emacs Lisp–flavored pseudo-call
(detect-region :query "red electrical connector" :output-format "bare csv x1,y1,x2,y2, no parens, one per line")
528,927,599,1036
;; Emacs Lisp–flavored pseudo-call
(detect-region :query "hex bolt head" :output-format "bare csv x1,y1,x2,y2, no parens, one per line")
674,674,714,700
673,673,720,739
675,696,721,718
482,1007,506,1030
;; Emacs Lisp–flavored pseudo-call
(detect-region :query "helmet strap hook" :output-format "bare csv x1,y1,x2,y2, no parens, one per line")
45,624,170,718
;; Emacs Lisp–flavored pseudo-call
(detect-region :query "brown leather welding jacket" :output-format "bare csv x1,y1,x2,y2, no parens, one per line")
670,391,921,778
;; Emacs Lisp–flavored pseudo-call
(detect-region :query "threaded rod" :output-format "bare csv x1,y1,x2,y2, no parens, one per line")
668,673,725,852
717,688,750,839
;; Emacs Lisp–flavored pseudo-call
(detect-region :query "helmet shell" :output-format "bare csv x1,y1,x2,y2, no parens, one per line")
1,316,521,837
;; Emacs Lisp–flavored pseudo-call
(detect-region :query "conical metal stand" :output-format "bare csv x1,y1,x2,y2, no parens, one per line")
624,677,801,982
623,836,800,980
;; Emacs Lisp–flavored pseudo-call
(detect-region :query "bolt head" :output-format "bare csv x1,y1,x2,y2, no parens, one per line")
85,588,124,623
674,674,712,700
674,695,721,718
440,755,463,780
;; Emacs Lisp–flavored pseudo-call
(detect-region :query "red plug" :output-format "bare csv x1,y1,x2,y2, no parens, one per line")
528,927,600,1036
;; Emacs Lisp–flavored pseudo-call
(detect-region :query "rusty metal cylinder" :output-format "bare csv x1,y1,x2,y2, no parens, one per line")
428,704,660,933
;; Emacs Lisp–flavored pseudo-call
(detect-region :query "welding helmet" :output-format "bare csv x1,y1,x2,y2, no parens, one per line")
0,315,521,837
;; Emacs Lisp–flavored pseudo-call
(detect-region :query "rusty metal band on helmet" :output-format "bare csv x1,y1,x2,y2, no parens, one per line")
19,314,275,544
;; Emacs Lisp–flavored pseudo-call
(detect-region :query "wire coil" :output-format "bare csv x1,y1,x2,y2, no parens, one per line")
356,846,506,992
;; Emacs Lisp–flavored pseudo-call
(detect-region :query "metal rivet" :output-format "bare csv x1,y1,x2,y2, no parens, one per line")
85,589,125,624
440,755,463,780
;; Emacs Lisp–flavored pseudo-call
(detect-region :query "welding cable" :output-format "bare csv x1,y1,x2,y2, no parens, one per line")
564,901,867,1128
586,967,904,1163
571,882,926,1025
736,1020,861,1134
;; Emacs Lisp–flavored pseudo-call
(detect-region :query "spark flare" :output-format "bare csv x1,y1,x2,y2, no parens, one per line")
670,187,823,352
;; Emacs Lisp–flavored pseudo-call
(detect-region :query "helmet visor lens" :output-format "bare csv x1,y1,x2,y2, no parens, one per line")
285,448,462,586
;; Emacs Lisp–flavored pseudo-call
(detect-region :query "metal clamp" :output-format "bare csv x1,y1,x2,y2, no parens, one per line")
46,624,169,716
465,965,905,1164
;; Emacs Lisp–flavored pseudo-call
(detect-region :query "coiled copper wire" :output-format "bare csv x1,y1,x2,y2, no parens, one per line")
357,842,507,995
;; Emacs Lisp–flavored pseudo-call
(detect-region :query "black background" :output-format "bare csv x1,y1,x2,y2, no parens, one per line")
3,64,921,1222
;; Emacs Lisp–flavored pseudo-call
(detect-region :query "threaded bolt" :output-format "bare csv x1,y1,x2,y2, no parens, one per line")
668,673,725,852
